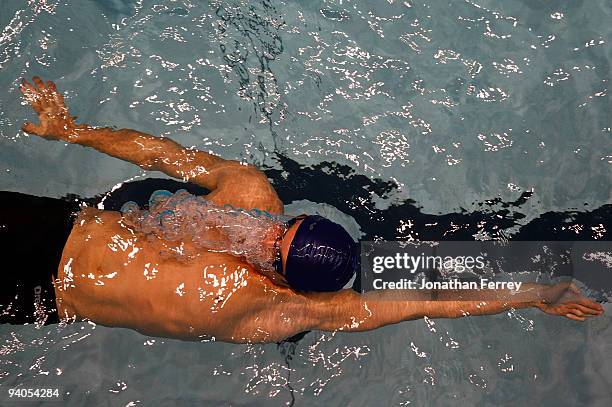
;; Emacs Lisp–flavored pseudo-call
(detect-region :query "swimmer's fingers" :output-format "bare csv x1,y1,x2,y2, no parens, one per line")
574,304,603,317
46,80,68,108
21,121,44,136
538,299,604,321
19,78,39,96
563,303,603,322
19,79,45,135
23,77,64,110
32,76,47,92
19,79,43,112
573,301,604,315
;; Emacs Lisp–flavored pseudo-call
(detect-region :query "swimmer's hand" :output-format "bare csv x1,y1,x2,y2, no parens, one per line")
19,76,82,141
536,283,604,321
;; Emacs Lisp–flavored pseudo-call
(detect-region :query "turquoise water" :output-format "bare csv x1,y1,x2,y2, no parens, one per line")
1,0,611,405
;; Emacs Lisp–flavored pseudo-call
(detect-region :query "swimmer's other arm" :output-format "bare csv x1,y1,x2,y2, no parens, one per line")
19,77,264,191
237,283,603,342
306,283,603,332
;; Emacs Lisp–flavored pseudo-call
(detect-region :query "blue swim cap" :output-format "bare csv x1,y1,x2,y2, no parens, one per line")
284,215,359,292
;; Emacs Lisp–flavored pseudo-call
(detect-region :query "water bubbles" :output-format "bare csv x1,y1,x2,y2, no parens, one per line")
120,190,288,272
108,380,128,393
175,282,186,297
468,370,488,389
550,12,564,20
120,201,139,216
148,189,173,207
498,353,514,373
410,342,427,358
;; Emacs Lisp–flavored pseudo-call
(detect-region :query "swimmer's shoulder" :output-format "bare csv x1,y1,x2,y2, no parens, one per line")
60,207,122,276
73,206,122,228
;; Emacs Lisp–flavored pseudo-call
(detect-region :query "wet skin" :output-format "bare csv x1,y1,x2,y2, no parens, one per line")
58,192,302,342
18,77,604,343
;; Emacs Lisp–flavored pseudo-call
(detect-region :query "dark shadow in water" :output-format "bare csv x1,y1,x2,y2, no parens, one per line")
263,154,611,242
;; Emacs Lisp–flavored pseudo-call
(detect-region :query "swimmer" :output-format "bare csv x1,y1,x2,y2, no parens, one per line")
0,77,603,343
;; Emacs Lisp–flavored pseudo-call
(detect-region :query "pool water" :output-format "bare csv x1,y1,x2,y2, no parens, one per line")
1,0,610,405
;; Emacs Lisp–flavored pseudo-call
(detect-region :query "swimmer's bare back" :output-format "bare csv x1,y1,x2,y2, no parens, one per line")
19,77,604,343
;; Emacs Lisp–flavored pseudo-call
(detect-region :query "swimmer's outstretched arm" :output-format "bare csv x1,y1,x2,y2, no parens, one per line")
232,282,603,343
18,77,258,192
306,282,603,334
